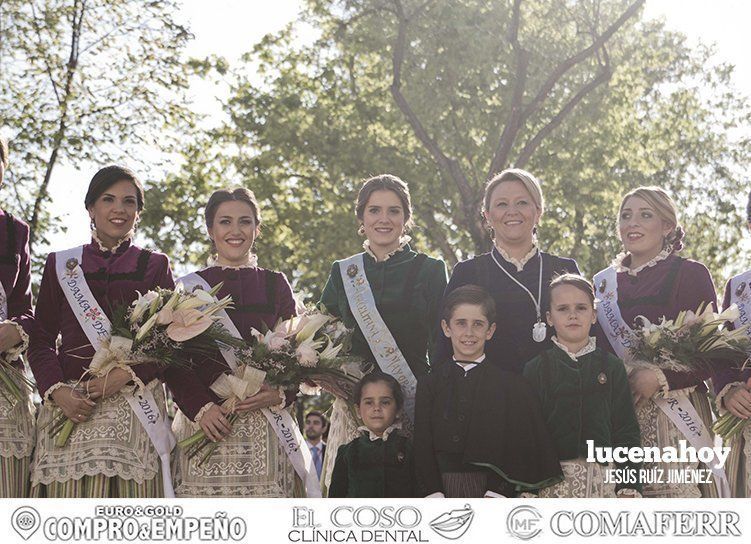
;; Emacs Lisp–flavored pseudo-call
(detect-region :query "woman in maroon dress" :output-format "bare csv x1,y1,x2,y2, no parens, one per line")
166,187,301,497
28,165,174,497
594,186,719,498
0,136,35,497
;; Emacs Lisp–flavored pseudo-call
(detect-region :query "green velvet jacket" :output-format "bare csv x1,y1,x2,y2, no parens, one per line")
328,431,415,498
523,345,642,494
319,244,447,376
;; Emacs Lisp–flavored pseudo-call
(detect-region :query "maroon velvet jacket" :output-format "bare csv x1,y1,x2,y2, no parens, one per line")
596,253,718,391
163,266,296,421
0,210,34,340
28,239,174,399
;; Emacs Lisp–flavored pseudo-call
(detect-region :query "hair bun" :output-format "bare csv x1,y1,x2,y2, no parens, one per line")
669,225,685,252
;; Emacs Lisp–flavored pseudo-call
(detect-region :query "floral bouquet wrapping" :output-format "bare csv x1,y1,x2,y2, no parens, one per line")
49,282,245,446
713,372,751,441
249,310,363,400
179,310,365,465
0,355,34,405
628,303,750,375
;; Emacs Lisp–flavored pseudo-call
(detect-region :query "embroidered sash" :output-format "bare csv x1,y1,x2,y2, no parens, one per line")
594,266,731,497
55,246,176,497
180,273,321,497
339,254,417,423
729,270,751,346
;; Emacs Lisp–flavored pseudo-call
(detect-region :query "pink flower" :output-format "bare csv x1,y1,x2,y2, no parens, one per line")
156,306,174,325
296,340,320,367
166,308,214,342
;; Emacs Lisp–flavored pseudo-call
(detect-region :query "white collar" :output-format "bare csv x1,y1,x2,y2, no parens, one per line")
306,440,324,450
613,247,672,276
363,235,411,262
552,336,597,361
357,421,402,442
493,243,538,272
207,253,258,270
453,354,486,372
91,228,132,253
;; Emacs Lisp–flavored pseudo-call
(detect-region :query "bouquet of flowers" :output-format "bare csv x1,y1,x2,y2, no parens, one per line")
49,282,245,446
248,310,363,398
627,303,750,375
0,355,34,405
179,309,364,465
713,371,751,440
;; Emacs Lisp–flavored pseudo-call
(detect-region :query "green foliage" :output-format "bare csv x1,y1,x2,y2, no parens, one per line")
0,0,196,258
120,0,751,295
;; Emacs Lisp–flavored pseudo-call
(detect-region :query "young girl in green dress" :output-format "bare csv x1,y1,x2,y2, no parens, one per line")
328,372,415,498
523,274,642,497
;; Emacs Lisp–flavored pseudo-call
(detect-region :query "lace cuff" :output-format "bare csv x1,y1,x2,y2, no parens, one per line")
116,364,145,391
716,381,746,415
43,382,69,404
518,492,538,498
193,402,216,424
270,387,286,411
425,492,445,498
616,488,642,498
2,319,29,360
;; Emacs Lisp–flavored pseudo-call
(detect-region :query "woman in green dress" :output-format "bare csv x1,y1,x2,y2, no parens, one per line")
318,174,447,493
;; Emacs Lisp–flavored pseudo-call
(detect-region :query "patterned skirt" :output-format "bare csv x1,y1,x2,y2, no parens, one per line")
172,406,299,498
0,378,35,498
635,389,717,498
537,458,616,498
723,424,750,498
31,380,166,498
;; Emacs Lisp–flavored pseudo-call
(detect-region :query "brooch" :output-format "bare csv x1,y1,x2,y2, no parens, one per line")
346,264,358,278
397,452,405,463
66,258,79,270
597,372,607,385
736,282,747,298
598,279,607,293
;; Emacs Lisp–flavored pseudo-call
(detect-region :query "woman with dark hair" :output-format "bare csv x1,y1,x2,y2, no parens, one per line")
28,165,175,498
593,186,724,498
712,189,751,498
165,187,307,497
437,168,580,372
318,174,447,493
0,136,35,497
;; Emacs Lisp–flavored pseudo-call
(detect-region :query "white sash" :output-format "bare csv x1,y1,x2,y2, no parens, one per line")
55,246,176,497
0,280,8,321
339,254,417,423
180,272,322,497
594,265,731,497
729,270,751,344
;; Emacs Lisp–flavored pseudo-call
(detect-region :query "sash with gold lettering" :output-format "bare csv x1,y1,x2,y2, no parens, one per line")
594,266,731,497
180,272,322,497
55,246,176,497
339,254,417,423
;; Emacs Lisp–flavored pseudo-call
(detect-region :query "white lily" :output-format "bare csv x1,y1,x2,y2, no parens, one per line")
318,339,343,362
135,313,159,342
718,304,741,323
176,288,216,311
295,313,331,344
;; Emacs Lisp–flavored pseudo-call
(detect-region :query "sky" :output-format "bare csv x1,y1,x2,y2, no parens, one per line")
41,0,751,254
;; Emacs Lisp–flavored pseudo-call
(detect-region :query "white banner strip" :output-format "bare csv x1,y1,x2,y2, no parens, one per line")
654,394,732,497
339,254,417,423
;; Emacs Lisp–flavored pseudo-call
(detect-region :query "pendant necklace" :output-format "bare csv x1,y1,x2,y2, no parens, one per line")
490,247,547,342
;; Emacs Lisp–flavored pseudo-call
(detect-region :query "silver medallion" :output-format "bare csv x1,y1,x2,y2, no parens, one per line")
532,320,547,343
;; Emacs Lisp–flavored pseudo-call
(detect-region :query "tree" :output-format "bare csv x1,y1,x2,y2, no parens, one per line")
0,0,196,252
145,0,749,295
